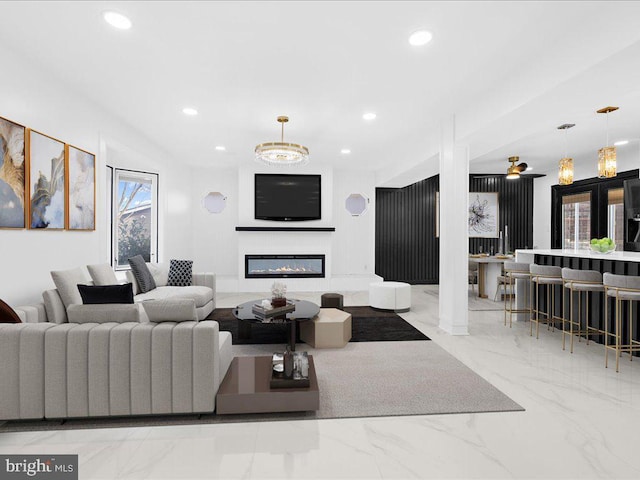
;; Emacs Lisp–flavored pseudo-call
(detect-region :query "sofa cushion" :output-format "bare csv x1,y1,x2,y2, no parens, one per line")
125,271,139,295
135,286,213,308
147,263,169,287
142,298,198,322
43,290,68,324
87,264,119,286
66,304,141,324
51,267,89,307
168,259,193,287
128,255,156,293
78,284,135,305
0,299,21,323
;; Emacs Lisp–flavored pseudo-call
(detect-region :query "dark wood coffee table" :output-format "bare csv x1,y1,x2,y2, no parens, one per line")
232,299,319,351
216,355,319,414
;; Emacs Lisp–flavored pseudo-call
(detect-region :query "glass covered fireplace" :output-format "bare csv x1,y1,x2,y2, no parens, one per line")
245,255,325,279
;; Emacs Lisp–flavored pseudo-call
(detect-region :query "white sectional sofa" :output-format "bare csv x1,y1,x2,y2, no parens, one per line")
0,264,232,421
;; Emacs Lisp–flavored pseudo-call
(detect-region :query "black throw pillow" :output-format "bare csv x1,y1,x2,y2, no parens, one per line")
168,259,193,287
78,283,135,304
0,299,22,323
128,255,156,293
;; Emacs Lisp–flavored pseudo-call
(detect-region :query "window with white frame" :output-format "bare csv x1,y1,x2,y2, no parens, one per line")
112,169,158,270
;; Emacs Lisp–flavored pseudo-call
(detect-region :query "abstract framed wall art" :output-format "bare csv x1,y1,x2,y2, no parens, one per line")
27,130,65,229
468,192,499,238
66,144,95,230
0,116,26,228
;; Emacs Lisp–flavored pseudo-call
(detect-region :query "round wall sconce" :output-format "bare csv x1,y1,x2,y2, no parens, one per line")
202,192,227,213
345,193,369,216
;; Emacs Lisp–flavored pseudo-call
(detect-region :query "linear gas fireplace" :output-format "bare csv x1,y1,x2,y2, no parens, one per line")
245,255,325,279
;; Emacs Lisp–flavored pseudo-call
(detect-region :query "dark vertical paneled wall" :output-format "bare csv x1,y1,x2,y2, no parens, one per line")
376,176,440,284
375,175,534,284
468,176,534,255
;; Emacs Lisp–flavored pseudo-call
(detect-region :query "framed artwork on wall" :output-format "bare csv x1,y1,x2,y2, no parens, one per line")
468,192,499,238
0,116,27,228
66,144,95,230
27,130,66,229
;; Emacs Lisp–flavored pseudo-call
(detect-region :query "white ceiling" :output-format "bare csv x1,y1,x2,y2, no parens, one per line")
1,1,640,182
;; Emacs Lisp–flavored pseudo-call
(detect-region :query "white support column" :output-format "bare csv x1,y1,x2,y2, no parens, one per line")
438,116,469,335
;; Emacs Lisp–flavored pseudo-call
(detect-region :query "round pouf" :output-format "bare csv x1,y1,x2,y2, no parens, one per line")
321,293,344,310
369,281,411,313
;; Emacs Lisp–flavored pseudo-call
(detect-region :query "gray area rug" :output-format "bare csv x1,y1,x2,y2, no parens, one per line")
0,341,522,432
258,341,524,418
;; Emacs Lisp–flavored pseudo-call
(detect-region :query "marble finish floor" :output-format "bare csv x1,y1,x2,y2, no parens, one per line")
2,285,640,479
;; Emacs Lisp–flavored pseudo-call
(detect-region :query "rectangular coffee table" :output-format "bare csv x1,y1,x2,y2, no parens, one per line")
216,355,319,414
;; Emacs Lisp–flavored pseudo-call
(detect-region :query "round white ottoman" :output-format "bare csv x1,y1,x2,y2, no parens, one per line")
369,281,411,312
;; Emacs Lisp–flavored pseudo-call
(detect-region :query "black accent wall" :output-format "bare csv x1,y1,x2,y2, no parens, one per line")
468,175,534,255
376,176,440,284
375,175,534,284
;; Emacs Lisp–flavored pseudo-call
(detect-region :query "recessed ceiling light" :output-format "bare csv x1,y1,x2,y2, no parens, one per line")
526,166,533,171
182,107,198,116
103,11,132,30
215,146,226,151
341,149,351,154
408,30,433,46
614,140,629,146
362,112,377,121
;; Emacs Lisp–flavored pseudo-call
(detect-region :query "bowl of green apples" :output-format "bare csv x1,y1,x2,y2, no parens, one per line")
590,237,616,254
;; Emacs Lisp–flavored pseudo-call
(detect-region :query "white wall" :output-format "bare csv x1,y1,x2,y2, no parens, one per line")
0,48,188,306
190,167,239,277
331,169,376,276
188,164,377,292
532,145,640,249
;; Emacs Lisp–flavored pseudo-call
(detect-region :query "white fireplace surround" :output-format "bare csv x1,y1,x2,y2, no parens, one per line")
245,254,326,279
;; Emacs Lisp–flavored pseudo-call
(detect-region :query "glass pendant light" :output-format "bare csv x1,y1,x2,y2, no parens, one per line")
557,123,575,185
597,106,618,179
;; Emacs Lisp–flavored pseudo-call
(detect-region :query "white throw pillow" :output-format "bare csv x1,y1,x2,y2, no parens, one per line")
50,267,90,307
142,298,197,322
87,264,119,286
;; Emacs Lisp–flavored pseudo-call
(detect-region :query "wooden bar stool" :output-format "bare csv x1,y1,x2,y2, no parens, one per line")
603,273,640,372
530,265,563,339
561,268,604,353
503,261,531,328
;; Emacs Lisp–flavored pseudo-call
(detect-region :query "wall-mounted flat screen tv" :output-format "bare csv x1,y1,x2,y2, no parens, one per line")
255,173,321,221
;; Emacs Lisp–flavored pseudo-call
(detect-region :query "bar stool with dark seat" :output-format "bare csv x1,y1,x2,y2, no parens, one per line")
503,261,531,328
529,264,563,339
561,268,604,353
603,273,640,372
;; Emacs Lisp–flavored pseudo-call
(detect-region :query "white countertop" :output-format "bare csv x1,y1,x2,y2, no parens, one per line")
515,248,640,263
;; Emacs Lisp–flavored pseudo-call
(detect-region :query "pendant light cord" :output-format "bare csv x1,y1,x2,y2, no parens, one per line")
281,121,284,142
606,112,610,147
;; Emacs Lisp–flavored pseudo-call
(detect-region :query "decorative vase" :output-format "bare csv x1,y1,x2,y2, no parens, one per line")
271,297,287,308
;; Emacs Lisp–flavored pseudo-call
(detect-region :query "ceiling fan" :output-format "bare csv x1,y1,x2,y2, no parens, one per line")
506,156,528,179
471,156,544,179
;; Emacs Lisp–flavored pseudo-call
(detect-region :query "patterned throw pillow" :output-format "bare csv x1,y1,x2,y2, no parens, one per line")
167,259,193,287
128,255,157,293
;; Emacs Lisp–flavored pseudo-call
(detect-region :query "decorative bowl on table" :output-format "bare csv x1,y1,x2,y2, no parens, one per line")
590,237,616,254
